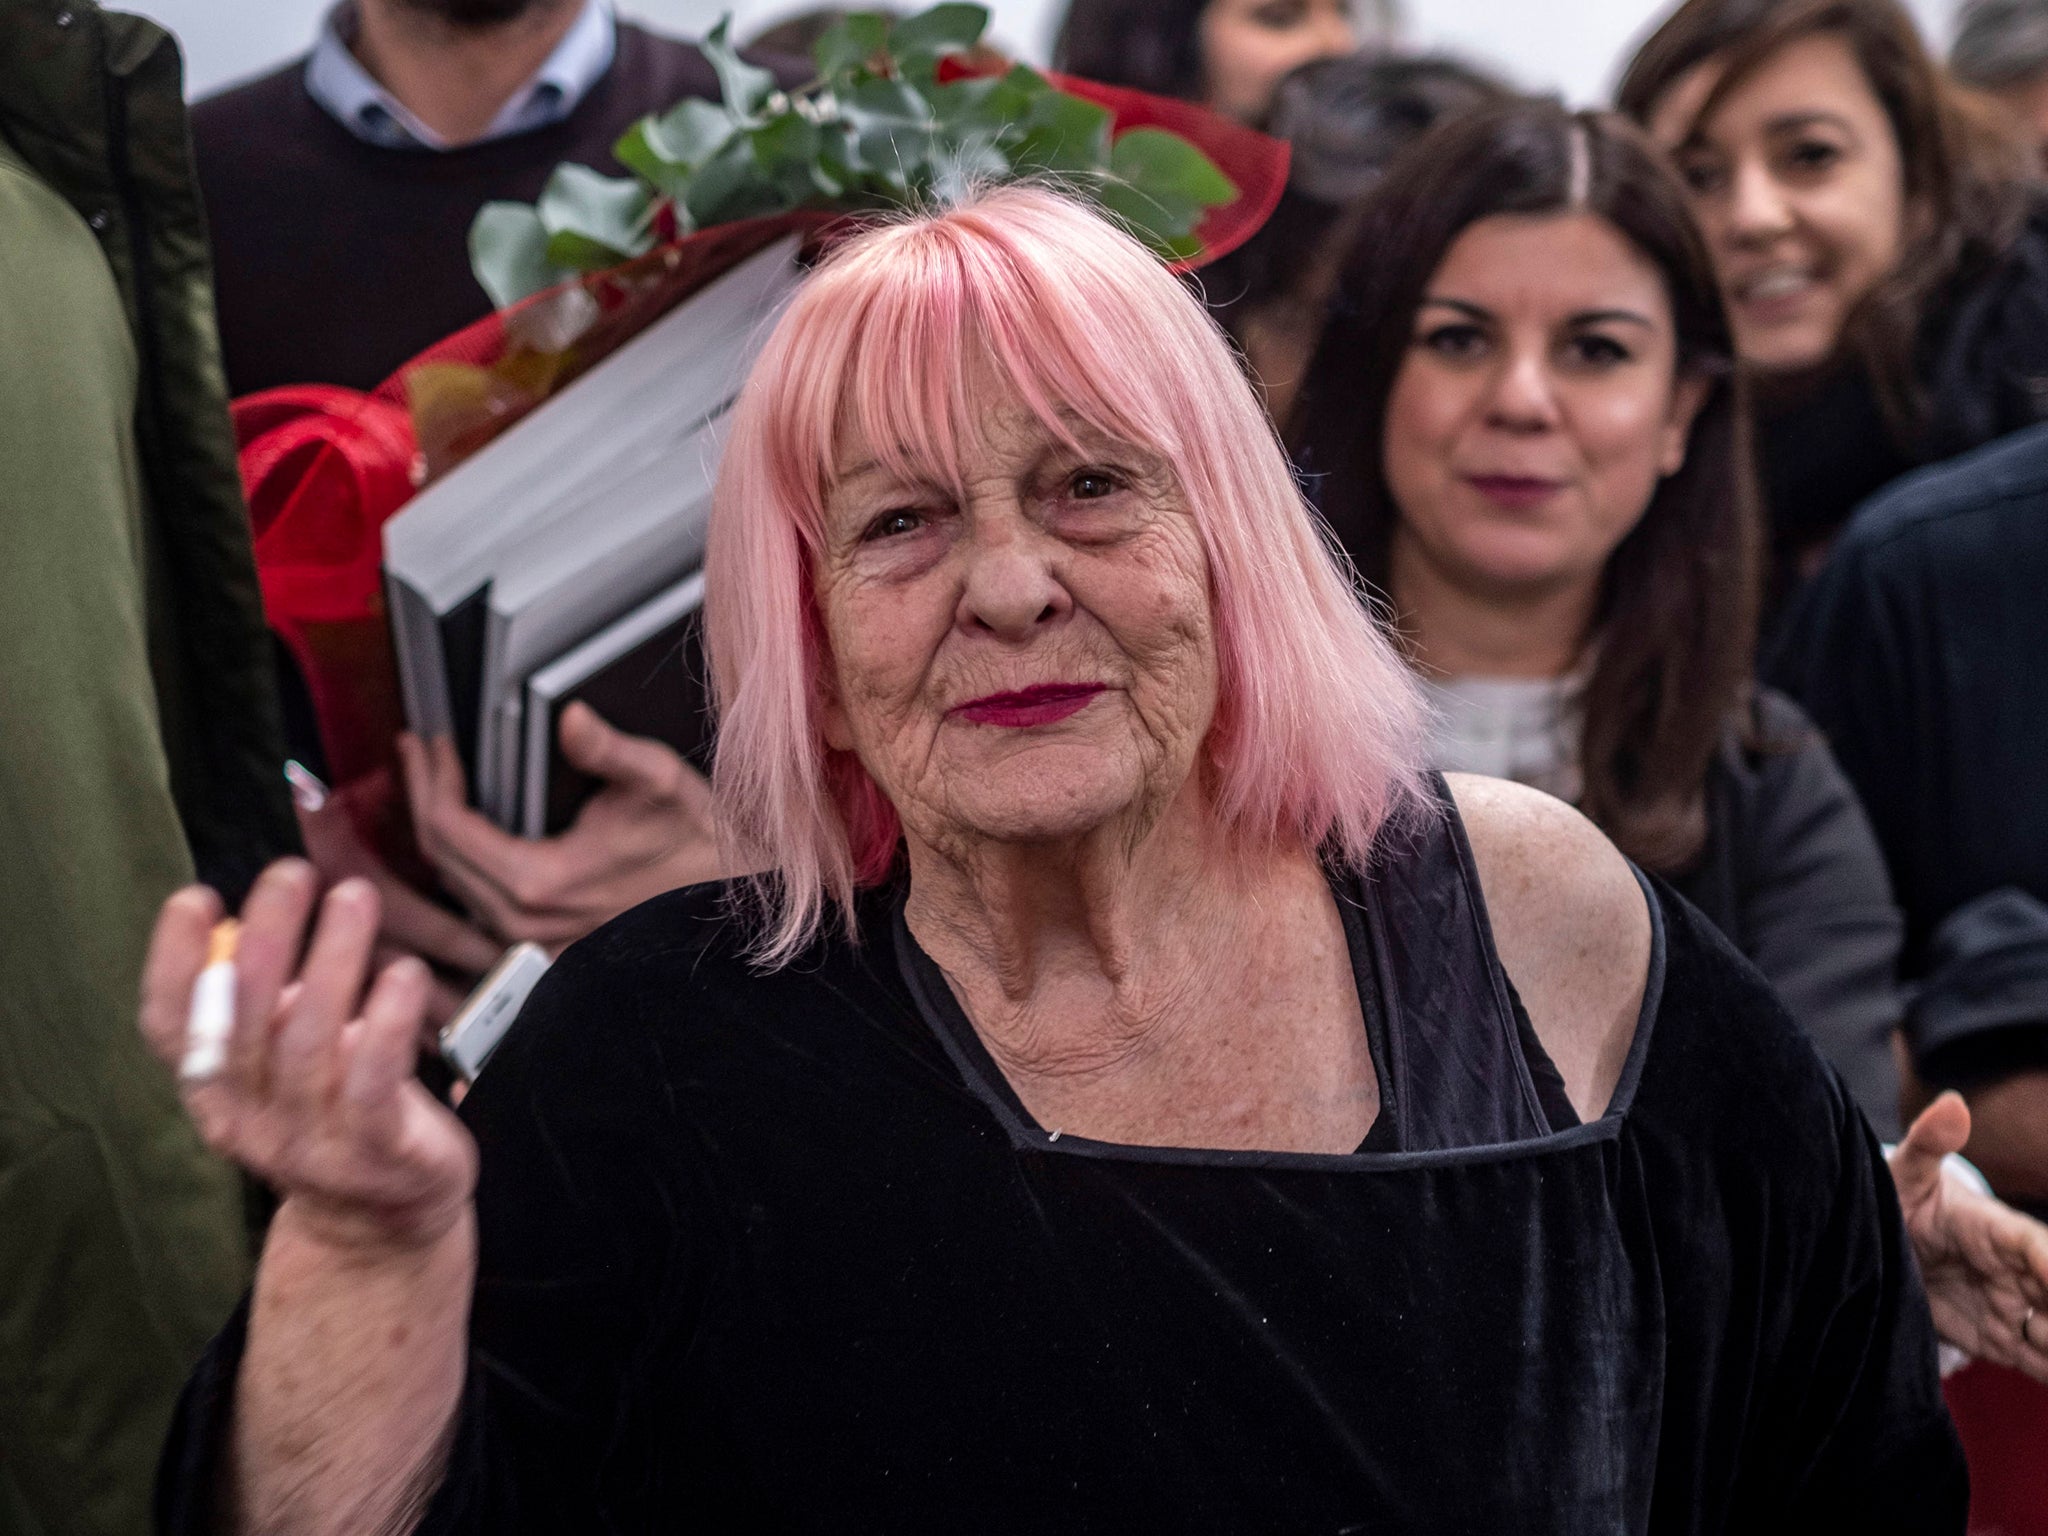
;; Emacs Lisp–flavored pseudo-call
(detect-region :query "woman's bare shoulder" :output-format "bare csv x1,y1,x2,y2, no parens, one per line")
1441,773,1652,1122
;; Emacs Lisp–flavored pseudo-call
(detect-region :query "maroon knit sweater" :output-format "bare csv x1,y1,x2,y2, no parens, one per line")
191,24,794,395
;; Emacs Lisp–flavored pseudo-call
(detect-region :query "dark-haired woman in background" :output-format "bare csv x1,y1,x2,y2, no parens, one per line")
1617,0,2048,616
1204,51,1511,421
1291,101,2048,1379
1053,0,1393,125
1291,99,1908,1133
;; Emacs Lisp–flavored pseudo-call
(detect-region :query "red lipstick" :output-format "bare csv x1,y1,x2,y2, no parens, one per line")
1466,475,1565,510
954,683,1106,728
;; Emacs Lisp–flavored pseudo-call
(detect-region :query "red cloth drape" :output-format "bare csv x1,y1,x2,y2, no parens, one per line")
1947,1361,2048,1535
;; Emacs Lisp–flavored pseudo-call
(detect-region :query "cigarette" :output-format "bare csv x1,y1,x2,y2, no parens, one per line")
179,920,241,1081
284,759,329,814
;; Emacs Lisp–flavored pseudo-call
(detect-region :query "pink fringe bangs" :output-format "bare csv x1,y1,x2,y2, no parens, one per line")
706,185,1429,965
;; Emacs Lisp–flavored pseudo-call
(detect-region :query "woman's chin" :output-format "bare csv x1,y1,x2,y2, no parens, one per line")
934,763,1158,849
1732,317,1841,379
1446,544,1600,601
946,798,1139,848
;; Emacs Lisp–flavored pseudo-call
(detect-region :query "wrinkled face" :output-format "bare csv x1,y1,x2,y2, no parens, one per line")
1199,0,1360,124
1648,32,1907,376
813,368,1219,857
1382,212,1705,603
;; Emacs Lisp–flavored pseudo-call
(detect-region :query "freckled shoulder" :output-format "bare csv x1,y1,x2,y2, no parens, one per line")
1441,773,1652,1122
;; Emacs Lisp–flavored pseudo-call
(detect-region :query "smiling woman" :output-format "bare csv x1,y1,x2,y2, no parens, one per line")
1617,0,2048,609
708,189,1427,965
1284,93,2048,1391
1294,105,1752,867
1289,99,1915,1134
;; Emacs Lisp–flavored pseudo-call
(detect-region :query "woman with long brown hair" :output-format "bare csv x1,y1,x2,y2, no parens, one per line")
1617,0,2048,610
1290,98,1905,1133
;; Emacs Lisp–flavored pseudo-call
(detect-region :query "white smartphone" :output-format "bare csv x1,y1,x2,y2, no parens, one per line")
439,943,551,1081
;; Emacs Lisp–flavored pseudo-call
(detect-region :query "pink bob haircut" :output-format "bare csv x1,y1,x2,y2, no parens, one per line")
705,184,1429,966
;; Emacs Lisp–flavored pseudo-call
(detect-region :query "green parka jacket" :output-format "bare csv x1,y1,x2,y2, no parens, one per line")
0,3,298,1531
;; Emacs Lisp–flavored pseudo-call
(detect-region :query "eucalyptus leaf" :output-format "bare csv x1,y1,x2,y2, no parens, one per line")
808,158,848,199
682,133,794,227
845,76,933,124
614,121,678,191
844,76,937,192
536,163,654,266
818,119,867,185
1150,230,1206,263
1108,128,1237,209
814,11,889,78
1090,178,1207,256
547,226,646,270
647,97,738,169
467,5,1247,308
470,200,562,310
927,65,1038,136
750,113,827,205
702,16,778,120
888,3,989,62
1011,89,1113,174
922,74,1000,119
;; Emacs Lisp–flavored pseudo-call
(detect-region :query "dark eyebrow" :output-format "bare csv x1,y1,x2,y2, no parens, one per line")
1418,296,1492,321
1422,297,1656,330
1571,309,1656,329
1763,110,1857,138
1675,108,1856,157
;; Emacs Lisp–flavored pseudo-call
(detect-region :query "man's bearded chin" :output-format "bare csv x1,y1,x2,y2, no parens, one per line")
394,0,560,28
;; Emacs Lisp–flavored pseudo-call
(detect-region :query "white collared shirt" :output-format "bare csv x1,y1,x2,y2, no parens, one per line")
304,0,617,151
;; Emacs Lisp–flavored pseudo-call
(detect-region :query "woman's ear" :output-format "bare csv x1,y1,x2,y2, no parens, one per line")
1659,374,1714,477
819,679,855,753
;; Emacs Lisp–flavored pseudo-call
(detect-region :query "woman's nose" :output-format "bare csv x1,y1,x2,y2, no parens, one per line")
956,523,1072,640
1483,350,1561,431
1726,160,1795,245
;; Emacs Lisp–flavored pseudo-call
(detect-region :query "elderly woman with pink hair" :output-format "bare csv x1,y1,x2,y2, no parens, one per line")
146,188,1961,1532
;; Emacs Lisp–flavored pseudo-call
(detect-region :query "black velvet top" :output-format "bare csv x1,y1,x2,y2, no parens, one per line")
160,786,1964,1532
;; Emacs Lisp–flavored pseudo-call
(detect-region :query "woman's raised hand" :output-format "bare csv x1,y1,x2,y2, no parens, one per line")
142,862,481,1532
139,860,477,1254
1891,1091,2048,1383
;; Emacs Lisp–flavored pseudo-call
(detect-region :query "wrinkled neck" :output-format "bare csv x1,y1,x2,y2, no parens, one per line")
901,780,1294,1080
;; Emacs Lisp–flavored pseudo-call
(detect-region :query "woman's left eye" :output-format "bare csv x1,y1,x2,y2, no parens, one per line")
1564,334,1631,368
1069,470,1121,500
1675,155,1726,196
1783,139,1843,175
1420,322,1489,361
861,509,927,542
1249,0,1309,29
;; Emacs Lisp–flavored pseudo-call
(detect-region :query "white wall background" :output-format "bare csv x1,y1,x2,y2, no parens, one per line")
134,0,1961,107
